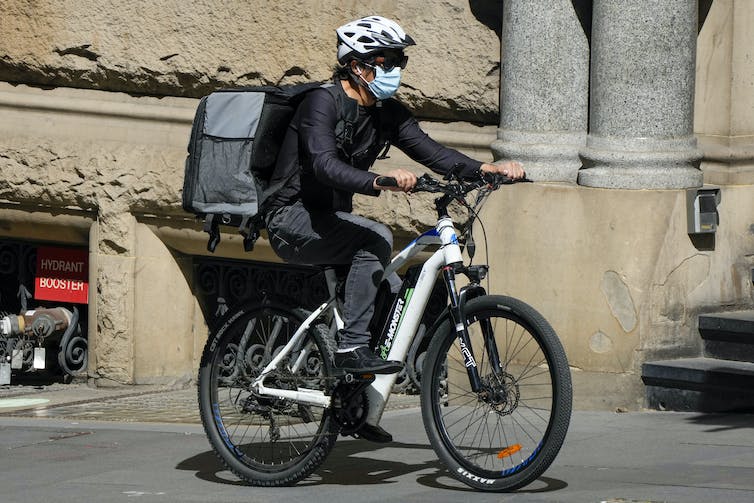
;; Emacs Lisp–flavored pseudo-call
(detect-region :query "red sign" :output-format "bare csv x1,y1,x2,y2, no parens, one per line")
34,246,89,304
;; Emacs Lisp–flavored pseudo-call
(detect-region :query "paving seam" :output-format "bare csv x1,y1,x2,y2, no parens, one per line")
0,387,190,416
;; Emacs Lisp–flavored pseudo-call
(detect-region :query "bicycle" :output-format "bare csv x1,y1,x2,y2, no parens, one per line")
197,169,572,491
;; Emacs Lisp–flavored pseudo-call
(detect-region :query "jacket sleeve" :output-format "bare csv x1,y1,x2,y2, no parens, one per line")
298,89,379,196
391,101,483,179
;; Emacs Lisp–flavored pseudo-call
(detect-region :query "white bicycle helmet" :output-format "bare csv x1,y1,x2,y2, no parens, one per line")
336,15,416,64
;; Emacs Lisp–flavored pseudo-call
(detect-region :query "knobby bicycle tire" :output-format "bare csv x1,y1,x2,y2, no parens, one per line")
198,301,338,486
421,295,572,491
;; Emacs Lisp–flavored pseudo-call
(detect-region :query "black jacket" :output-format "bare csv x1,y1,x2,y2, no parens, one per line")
266,82,482,213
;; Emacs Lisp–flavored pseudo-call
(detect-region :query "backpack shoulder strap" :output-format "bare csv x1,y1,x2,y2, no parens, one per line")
374,101,393,160
322,82,358,150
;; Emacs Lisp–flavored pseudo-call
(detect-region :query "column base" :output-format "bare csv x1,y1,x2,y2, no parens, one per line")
578,136,703,189
492,130,585,183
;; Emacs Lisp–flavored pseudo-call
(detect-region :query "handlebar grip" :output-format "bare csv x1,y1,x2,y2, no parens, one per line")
375,176,398,188
481,172,533,186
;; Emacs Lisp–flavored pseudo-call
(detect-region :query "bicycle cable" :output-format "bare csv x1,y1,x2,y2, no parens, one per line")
458,185,492,291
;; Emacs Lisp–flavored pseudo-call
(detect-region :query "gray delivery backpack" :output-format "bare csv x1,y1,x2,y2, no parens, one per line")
182,82,357,252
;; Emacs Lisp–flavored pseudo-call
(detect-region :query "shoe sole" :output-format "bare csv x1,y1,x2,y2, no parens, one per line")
334,364,403,375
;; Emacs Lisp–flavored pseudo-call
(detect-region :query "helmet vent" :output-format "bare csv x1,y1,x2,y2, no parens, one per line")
335,15,414,64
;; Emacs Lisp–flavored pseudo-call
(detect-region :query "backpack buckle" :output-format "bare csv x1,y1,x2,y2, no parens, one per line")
203,215,221,253
239,216,262,252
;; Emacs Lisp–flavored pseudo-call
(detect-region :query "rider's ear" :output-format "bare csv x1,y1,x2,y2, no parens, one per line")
351,61,363,75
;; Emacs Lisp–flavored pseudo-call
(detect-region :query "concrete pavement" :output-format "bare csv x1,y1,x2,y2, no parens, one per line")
0,383,753,502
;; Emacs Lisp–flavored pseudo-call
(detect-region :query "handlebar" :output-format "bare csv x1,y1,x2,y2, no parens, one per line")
375,171,531,196
375,166,532,260
375,169,531,260
376,170,531,221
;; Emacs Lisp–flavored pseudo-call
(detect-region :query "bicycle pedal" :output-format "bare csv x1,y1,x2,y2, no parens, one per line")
340,372,376,384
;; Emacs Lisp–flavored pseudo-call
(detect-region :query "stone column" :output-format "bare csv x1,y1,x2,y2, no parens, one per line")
492,0,589,183
578,0,703,189
90,206,137,385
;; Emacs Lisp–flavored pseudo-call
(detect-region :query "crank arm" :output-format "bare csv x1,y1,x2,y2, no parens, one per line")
253,383,332,408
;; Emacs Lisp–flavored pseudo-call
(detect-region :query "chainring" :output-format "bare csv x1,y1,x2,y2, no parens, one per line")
331,382,370,435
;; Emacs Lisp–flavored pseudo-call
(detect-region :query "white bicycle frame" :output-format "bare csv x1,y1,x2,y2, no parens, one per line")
251,215,463,425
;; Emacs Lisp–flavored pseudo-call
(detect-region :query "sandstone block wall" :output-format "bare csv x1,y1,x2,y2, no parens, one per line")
0,0,502,123
483,183,754,409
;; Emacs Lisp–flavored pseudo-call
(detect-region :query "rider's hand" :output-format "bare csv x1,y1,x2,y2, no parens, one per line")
481,161,525,180
374,168,417,193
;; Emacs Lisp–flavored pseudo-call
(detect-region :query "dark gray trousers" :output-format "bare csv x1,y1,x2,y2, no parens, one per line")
266,201,400,348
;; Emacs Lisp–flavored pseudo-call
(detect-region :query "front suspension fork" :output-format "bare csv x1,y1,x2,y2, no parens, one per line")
442,266,502,393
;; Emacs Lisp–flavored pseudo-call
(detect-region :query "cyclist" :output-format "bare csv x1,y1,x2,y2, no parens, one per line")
265,15,524,439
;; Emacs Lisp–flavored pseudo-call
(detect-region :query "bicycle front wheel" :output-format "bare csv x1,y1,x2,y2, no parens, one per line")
421,295,572,491
198,301,337,486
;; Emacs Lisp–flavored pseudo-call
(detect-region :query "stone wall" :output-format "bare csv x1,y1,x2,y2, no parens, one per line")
482,183,754,410
0,83,197,384
695,0,754,185
0,0,501,123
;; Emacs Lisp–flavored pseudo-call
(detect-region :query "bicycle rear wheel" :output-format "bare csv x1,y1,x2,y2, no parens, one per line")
198,301,337,486
421,295,572,491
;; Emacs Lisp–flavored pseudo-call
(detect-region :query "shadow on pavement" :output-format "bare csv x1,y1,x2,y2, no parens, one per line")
176,439,568,493
684,412,754,433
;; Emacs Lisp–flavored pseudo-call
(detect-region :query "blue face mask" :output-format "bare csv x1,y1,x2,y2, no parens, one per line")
362,65,402,100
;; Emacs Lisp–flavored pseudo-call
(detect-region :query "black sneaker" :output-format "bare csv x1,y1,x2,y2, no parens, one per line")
333,346,403,374
353,423,393,443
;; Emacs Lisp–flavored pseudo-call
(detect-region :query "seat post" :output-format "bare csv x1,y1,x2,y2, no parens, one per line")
323,267,339,299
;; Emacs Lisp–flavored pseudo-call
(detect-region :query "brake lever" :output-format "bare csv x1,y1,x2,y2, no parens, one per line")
413,173,445,193
443,163,466,182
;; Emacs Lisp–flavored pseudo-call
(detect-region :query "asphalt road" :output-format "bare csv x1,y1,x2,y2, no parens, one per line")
1,406,753,503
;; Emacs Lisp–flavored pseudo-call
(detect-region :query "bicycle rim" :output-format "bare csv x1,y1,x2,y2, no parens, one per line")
423,296,571,491
199,304,337,484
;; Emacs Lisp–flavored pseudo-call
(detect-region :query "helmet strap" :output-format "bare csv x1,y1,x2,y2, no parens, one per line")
341,63,376,106
349,61,371,89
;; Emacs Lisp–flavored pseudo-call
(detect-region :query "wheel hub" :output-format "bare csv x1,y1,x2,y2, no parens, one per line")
479,371,519,415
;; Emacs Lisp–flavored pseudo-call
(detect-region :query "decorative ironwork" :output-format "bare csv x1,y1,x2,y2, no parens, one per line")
194,257,328,326
57,307,88,376
0,241,36,313
0,239,88,382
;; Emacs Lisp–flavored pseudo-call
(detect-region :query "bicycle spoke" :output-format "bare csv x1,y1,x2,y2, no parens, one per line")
200,304,337,485
425,298,571,489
